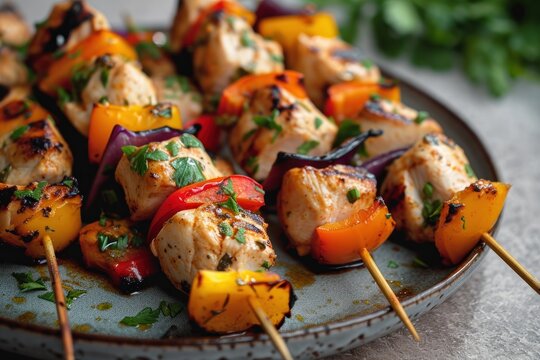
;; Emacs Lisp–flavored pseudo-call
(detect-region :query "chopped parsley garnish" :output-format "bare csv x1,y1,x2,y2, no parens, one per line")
14,181,47,202
261,261,271,270
253,109,282,142
421,182,442,226
38,289,87,309
254,186,265,195
180,134,203,149
122,145,169,176
100,68,110,87
57,87,72,105
97,233,129,252
151,104,173,118
240,30,255,48
387,260,399,269
334,119,361,147
414,111,429,124
465,163,476,178
385,212,392,219
171,157,205,188
166,141,180,156
218,179,242,214
218,222,233,237
12,272,47,292
135,41,161,60
159,301,182,318
270,54,284,63
346,188,360,204
314,117,323,129
297,140,319,155
61,178,74,188
120,307,161,326
98,96,109,104
361,59,373,69
234,228,246,244
99,213,107,227
10,125,29,141
242,128,257,141
370,93,381,101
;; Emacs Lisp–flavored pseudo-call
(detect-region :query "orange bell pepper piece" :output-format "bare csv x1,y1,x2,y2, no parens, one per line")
0,179,82,259
258,13,339,54
312,198,396,265
39,30,137,95
188,270,294,333
183,0,255,47
87,103,182,164
435,180,510,265
324,80,401,122
217,71,308,116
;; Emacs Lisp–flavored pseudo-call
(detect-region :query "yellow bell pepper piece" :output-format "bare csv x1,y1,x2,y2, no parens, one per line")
0,180,82,259
435,180,510,264
87,103,182,163
258,13,339,54
188,270,294,333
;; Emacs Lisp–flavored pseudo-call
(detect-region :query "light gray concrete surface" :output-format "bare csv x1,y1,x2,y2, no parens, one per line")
10,1,540,359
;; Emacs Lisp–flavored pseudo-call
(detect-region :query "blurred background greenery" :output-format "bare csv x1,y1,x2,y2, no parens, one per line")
309,0,540,97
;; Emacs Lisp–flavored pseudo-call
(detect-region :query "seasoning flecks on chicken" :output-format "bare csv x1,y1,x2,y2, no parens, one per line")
151,203,276,291
61,54,157,136
79,218,158,293
229,85,337,181
152,75,203,123
193,11,284,95
27,0,109,75
278,165,377,256
0,117,73,185
381,133,476,243
352,97,442,159
169,0,218,52
290,34,380,108
115,134,222,221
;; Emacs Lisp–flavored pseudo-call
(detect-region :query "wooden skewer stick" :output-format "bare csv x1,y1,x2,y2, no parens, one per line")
481,233,540,295
360,248,420,342
43,235,75,360
247,296,293,360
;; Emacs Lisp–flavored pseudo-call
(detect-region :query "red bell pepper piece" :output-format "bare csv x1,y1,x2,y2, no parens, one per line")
148,175,265,241
184,114,221,153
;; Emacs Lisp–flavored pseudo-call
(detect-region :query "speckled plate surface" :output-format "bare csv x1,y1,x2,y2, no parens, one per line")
0,77,499,360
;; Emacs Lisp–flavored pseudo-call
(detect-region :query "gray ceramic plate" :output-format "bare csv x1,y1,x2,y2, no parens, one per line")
0,76,499,360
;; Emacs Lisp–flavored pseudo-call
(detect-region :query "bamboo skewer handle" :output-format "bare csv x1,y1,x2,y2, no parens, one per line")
360,248,420,342
481,233,540,295
43,235,75,360
247,296,293,360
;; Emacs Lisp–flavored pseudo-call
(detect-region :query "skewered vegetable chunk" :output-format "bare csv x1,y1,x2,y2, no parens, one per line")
435,180,510,264
0,178,82,258
188,270,294,333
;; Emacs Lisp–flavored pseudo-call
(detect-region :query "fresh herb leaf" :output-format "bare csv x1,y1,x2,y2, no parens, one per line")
253,109,282,142
361,59,373,69
12,272,47,292
125,145,168,176
254,186,265,195
385,212,392,219
423,182,434,198
61,178,74,188
135,41,161,59
333,119,361,147
422,199,443,226
242,129,257,141
98,96,109,104
66,289,87,308
151,104,173,118
14,181,47,202
387,260,399,269
219,197,240,214
100,68,110,87
170,157,205,188
465,164,476,178
414,111,429,124
166,141,180,156
121,145,138,156
57,88,72,105
159,301,181,318
234,228,246,244
99,213,107,227
346,188,360,204
270,54,284,63
261,261,271,270
10,125,29,141
314,117,323,129
240,30,255,48
38,292,55,303
98,233,114,252
180,134,203,149
146,150,169,161
218,222,233,237
297,140,319,155
120,307,161,326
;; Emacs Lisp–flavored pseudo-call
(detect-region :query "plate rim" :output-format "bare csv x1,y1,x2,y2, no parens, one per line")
0,73,500,349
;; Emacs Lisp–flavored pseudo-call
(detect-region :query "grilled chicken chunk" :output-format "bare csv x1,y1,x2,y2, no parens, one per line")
0,178,82,258
61,54,157,136
0,118,73,185
352,97,442,159
0,4,31,46
193,12,284,95
229,85,337,181
278,165,377,256
290,34,380,108
152,75,203,122
27,0,109,75
0,48,28,87
115,134,222,221
79,218,158,292
0,86,30,107
169,0,218,52
381,133,476,243
151,204,276,290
